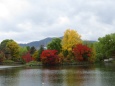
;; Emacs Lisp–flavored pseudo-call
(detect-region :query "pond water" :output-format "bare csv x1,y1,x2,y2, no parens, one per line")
0,63,115,86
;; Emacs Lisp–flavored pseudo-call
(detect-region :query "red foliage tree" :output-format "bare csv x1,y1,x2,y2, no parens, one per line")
22,52,34,63
40,50,61,65
73,44,92,61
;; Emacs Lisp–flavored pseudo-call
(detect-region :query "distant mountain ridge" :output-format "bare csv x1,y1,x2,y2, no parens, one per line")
19,37,55,49
19,37,96,49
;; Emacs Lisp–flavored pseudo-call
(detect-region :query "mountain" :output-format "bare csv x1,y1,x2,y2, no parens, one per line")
19,37,62,49
19,37,96,49
83,40,96,44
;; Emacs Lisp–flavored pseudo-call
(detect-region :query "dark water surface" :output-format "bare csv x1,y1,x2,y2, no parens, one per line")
0,63,115,86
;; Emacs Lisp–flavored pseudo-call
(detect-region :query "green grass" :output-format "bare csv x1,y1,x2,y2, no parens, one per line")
111,60,115,64
26,61,42,66
2,60,15,65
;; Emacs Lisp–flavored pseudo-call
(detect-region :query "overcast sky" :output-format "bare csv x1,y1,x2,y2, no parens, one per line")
0,0,115,43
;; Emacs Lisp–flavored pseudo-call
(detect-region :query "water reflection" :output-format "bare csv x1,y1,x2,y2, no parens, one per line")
64,66,96,86
0,67,20,86
0,64,115,86
41,66,98,86
42,66,63,86
98,63,115,86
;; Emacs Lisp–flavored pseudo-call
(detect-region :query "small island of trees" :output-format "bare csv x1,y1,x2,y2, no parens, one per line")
0,29,115,66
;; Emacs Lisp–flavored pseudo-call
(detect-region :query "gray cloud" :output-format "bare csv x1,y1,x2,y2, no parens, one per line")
0,0,115,43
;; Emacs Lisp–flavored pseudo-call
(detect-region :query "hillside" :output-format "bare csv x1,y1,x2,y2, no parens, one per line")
19,37,53,49
19,37,96,49
19,37,63,49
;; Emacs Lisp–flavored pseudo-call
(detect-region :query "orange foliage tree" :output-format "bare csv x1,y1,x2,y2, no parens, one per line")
73,44,92,61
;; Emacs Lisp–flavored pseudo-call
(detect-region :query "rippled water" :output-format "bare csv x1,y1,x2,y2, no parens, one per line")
0,63,115,86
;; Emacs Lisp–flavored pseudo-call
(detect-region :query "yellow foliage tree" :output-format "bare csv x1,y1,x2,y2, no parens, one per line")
61,29,82,62
32,50,38,61
88,44,96,63
62,29,82,52
7,41,20,60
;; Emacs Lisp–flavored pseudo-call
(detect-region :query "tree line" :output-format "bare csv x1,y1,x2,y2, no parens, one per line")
0,29,115,65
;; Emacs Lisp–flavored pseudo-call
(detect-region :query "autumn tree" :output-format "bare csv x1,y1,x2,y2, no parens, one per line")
0,51,5,62
47,38,62,53
40,50,61,65
22,52,34,63
61,29,82,60
0,39,13,54
0,39,20,60
83,42,96,63
32,50,39,61
73,44,92,61
4,47,11,59
6,40,20,61
18,47,28,62
88,44,96,63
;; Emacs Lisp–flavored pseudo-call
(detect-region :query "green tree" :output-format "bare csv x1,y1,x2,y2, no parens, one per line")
94,42,104,61
37,45,44,61
18,47,28,63
47,38,62,53
96,33,115,60
19,47,28,57
26,46,30,51
30,46,36,55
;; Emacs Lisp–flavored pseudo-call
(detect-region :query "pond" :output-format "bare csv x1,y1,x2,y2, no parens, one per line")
0,63,115,86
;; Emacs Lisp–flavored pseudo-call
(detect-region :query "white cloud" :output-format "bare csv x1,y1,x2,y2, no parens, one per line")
57,16,70,25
